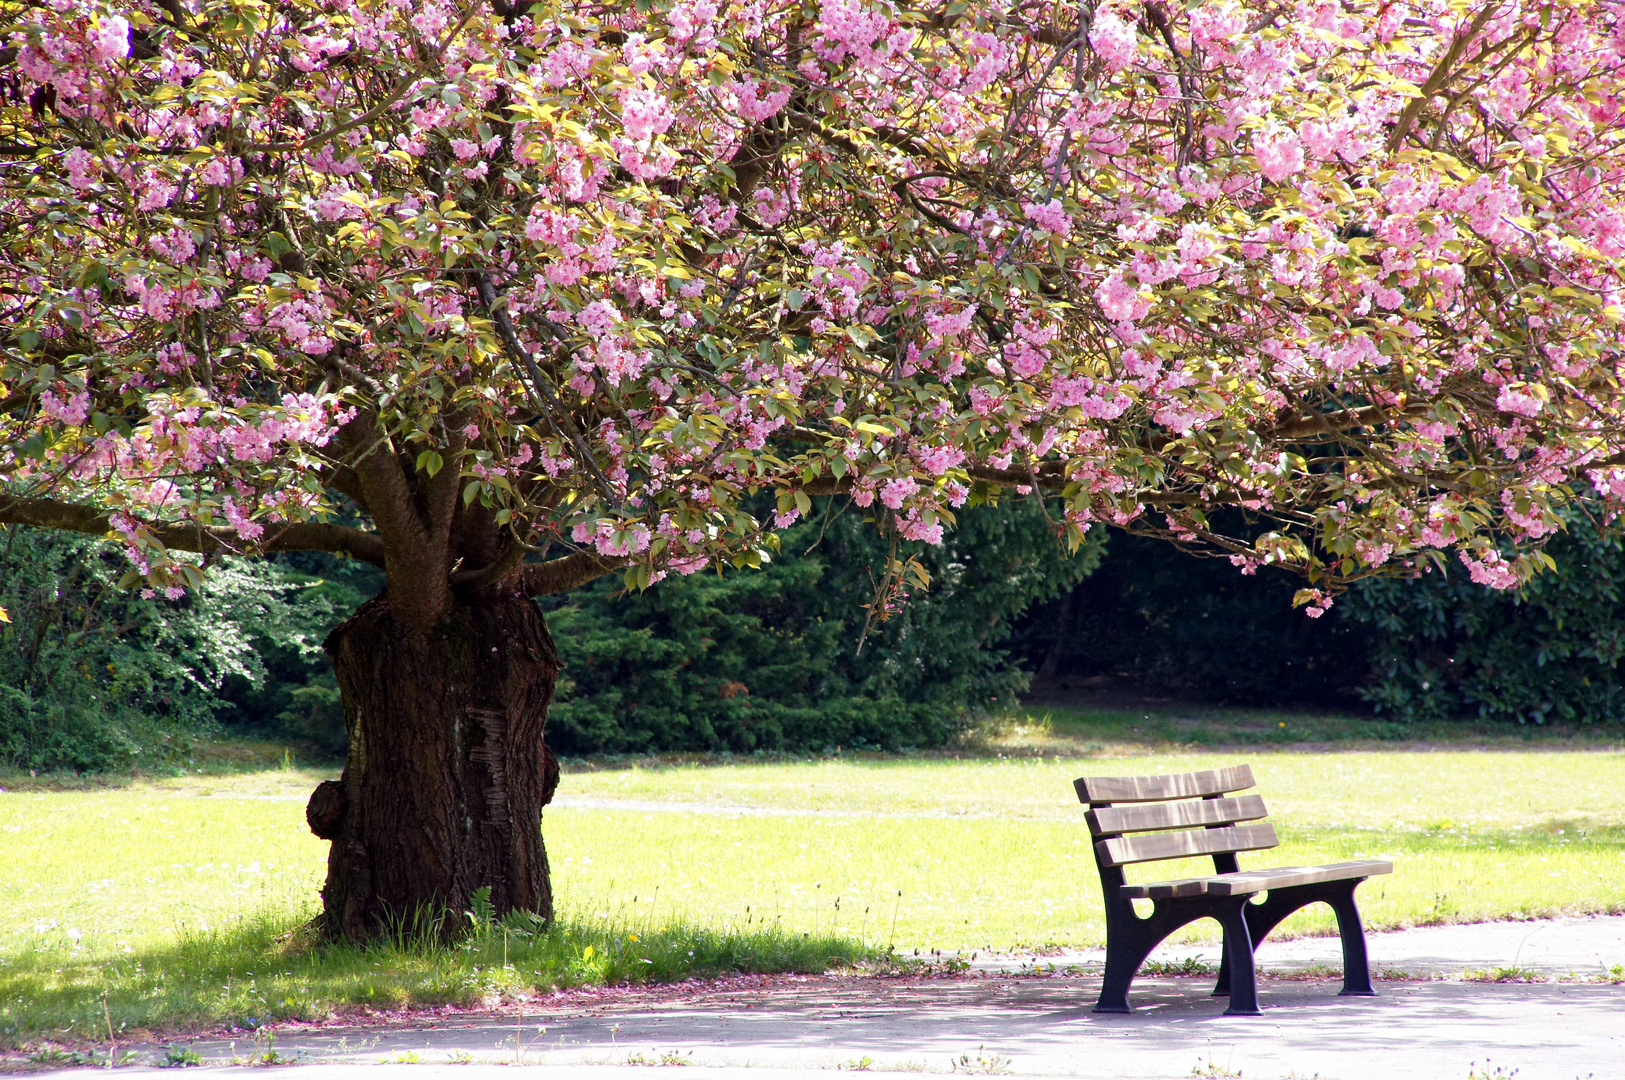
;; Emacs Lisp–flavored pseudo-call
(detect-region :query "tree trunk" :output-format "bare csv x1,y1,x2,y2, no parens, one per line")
308,591,562,941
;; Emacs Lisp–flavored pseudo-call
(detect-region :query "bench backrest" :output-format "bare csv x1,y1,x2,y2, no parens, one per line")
1074,765,1277,881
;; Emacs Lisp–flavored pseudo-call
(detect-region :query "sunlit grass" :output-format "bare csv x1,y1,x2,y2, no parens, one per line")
3,734,1623,1045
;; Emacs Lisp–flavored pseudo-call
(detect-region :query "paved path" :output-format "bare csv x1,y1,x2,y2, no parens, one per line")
39,917,1625,1080
976,912,1625,979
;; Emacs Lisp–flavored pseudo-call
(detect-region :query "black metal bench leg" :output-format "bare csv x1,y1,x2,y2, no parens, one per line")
1215,894,1281,996
1329,880,1376,996
1096,900,1193,1015
1094,944,1138,1014
1095,924,1161,1014
1216,899,1260,1015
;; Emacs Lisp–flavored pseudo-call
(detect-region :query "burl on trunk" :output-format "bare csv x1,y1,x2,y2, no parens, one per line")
306,592,561,940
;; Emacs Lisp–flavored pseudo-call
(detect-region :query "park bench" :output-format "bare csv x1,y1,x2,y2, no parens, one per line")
1075,763,1392,1015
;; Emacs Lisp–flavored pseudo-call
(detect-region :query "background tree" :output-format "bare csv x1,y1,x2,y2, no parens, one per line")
0,524,351,771
3,0,1622,939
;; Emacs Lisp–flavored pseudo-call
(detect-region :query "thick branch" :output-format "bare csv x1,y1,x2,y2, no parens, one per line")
1264,403,1429,441
0,496,386,565
336,412,449,628
519,551,623,596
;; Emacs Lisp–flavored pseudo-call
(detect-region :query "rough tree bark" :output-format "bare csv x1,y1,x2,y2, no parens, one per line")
305,589,563,939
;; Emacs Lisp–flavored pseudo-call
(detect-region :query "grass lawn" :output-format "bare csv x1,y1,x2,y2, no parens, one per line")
2,712,1623,1046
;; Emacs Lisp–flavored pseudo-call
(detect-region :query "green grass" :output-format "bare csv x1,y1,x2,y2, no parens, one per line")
2,715,1624,1046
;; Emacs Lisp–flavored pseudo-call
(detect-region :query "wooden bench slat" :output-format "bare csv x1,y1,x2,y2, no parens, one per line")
1095,822,1278,867
1074,764,1255,805
1118,859,1393,899
1087,794,1268,836
1202,860,1395,896
1119,877,1212,899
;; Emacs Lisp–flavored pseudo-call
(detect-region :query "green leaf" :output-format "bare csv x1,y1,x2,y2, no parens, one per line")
417,450,444,477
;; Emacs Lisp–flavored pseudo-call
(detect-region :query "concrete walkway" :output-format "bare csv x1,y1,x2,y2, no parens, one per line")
975,912,1625,979
40,917,1625,1080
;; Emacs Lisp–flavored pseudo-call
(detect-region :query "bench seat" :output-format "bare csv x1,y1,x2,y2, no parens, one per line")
1122,859,1395,899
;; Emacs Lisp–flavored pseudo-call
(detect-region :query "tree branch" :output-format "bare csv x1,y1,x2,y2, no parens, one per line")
0,496,387,565
519,551,623,596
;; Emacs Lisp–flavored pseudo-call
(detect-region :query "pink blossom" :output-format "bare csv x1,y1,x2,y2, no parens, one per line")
90,16,131,63
1088,11,1137,72
137,177,177,211
1254,125,1305,183
1023,198,1071,237
150,227,197,263
879,477,918,509
577,300,622,337
223,497,264,541
753,187,791,226
1460,549,1520,590
314,191,364,221
1096,271,1149,322
668,0,720,43
730,78,792,121
897,511,944,544
925,306,976,341
619,86,676,142
40,389,90,426
1496,384,1544,417
198,157,244,186
65,148,96,191
915,445,965,475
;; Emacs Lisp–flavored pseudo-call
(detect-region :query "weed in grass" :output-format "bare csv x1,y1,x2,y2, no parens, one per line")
159,1044,204,1068
627,1050,694,1066
236,1030,289,1066
27,1044,94,1066
1466,1061,1519,1080
1141,957,1218,977
1462,967,1546,984
1191,1049,1242,1078
951,1046,1011,1074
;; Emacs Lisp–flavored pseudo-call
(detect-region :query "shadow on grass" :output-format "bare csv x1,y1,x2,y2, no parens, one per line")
0,738,343,793
0,908,877,1048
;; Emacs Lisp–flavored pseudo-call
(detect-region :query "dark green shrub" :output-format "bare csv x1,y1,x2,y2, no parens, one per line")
544,497,1101,754
1342,509,1625,724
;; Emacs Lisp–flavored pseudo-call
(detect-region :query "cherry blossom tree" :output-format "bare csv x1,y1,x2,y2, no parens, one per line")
3,0,1623,939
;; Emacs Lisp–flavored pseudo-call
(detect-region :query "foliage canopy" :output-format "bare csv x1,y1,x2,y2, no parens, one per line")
1,0,1623,628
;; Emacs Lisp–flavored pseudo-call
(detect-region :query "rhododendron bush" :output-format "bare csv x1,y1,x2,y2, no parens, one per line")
2,0,1623,936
